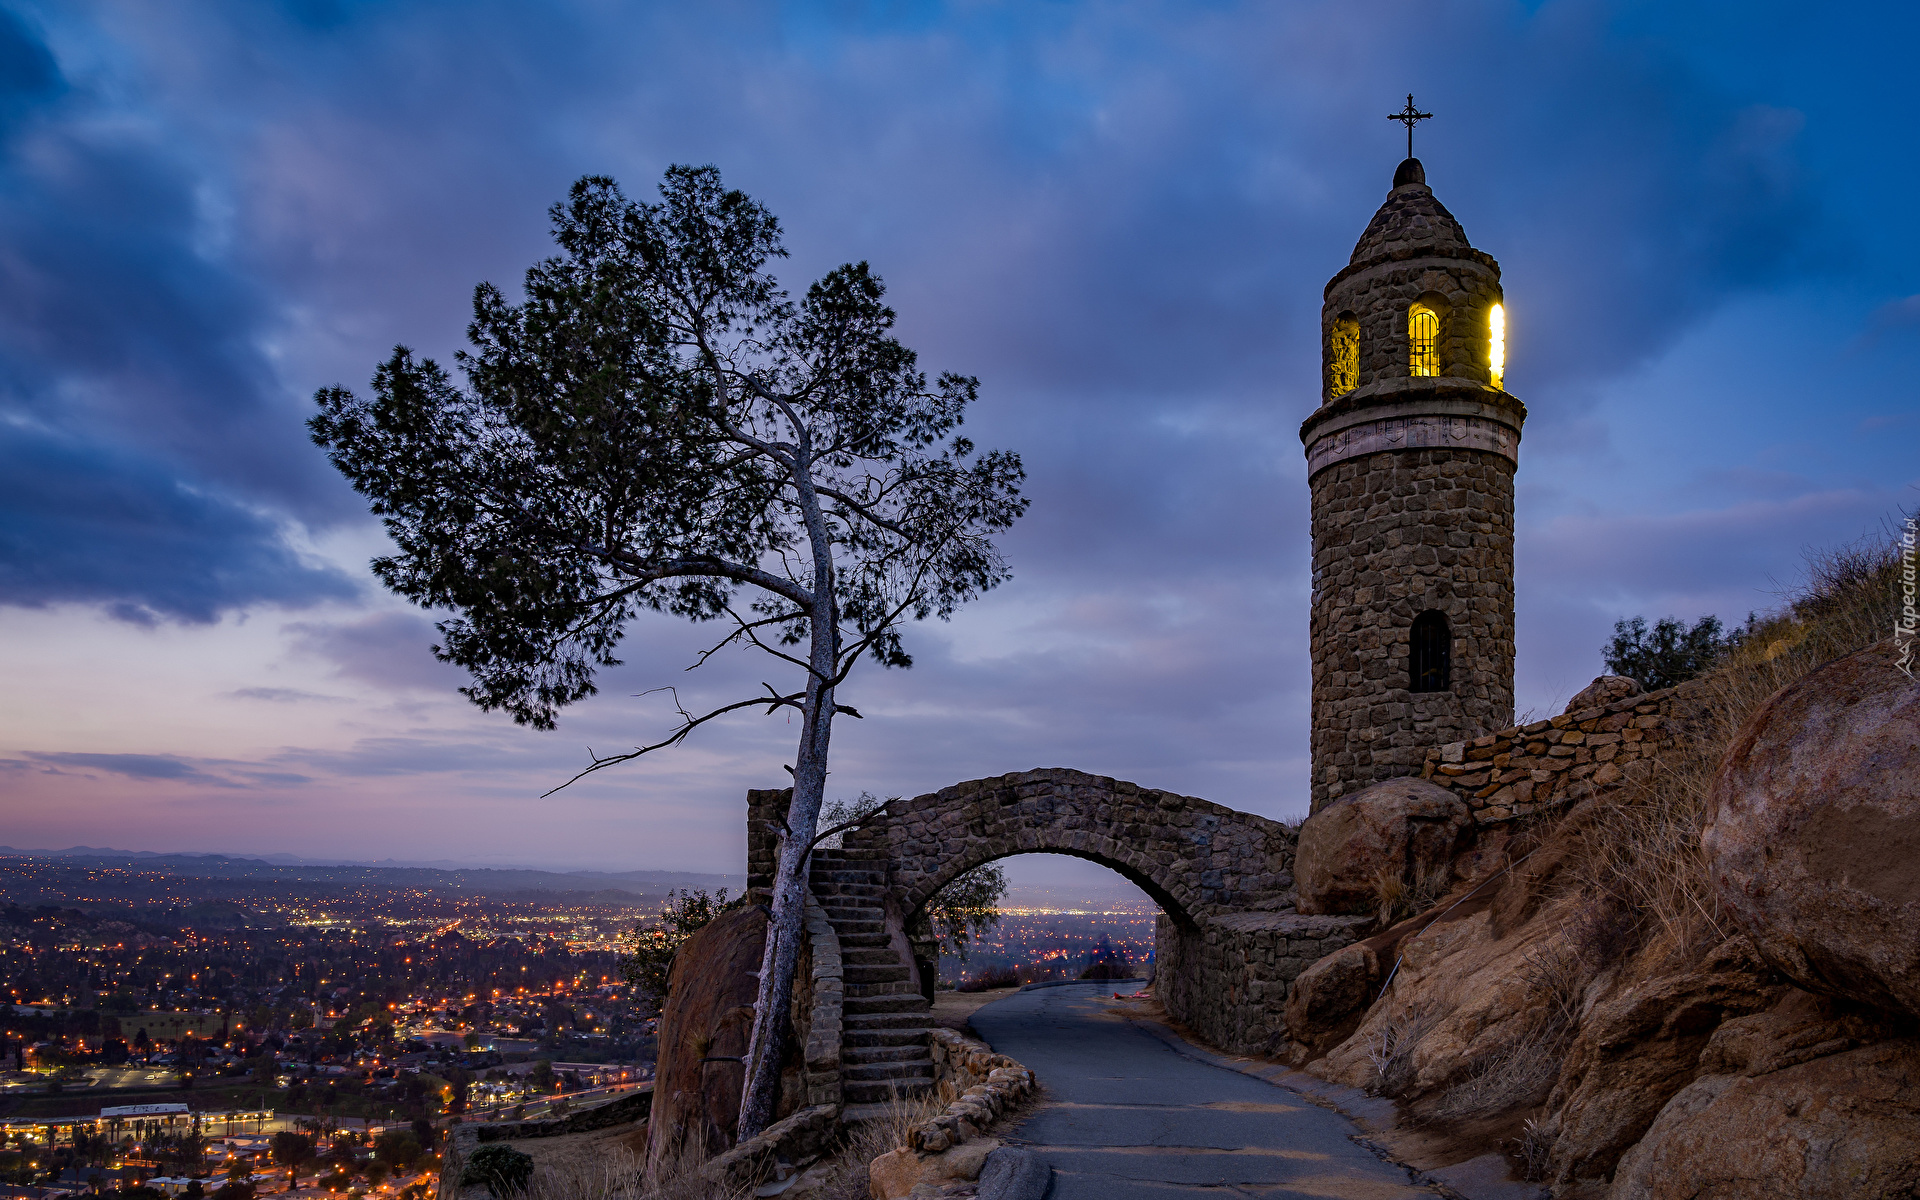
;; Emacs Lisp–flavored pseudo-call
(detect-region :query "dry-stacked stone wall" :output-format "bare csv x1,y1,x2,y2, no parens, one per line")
1307,448,1516,811
909,1028,1038,1154
1155,911,1374,1057
1419,676,1716,821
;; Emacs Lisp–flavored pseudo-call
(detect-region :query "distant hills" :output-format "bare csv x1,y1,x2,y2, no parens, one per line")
0,845,741,900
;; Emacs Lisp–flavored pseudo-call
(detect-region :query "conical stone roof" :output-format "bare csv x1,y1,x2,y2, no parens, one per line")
1347,158,1471,265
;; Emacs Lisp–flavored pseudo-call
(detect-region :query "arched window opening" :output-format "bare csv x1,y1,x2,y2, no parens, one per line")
1410,610,1451,693
1488,303,1506,390
1328,315,1359,396
1408,304,1440,377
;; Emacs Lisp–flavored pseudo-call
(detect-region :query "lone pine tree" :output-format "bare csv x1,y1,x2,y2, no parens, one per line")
310,165,1027,1138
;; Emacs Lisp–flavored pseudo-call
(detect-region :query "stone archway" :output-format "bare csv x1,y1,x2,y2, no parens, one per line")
745,768,1333,1063
841,767,1296,926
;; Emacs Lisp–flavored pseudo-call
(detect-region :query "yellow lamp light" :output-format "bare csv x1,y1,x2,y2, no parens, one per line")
1489,304,1506,390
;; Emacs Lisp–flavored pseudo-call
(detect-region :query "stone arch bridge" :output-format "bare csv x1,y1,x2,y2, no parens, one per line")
746,768,1374,1066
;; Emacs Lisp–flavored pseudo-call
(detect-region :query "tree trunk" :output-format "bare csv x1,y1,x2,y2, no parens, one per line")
736,655,834,1140
738,418,840,1143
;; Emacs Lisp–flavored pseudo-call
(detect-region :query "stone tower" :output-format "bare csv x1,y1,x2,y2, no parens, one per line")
1302,157,1524,813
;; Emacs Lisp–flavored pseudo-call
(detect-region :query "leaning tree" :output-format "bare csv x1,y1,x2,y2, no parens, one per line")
310,165,1026,1138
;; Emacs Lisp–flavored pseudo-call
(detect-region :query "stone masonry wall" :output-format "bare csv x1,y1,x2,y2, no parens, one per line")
746,786,787,903
1419,675,1717,822
798,894,844,1110
1309,448,1516,812
1155,911,1373,1057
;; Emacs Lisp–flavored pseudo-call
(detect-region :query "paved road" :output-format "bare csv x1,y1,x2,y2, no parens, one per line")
971,983,1434,1200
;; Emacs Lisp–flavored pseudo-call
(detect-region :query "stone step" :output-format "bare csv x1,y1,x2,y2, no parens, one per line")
843,994,931,1016
821,902,887,921
843,1043,929,1065
844,1057,935,1083
826,920,886,938
844,1027,928,1048
844,1011,930,1031
811,883,886,898
847,980,917,1000
845,963,912,983
844,1079,935,1105
811,881,887,899
837,932,890,948
810,867,886,882
843,947,898,966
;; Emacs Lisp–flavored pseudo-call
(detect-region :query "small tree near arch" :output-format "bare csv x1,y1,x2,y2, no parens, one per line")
309,165,1027,1138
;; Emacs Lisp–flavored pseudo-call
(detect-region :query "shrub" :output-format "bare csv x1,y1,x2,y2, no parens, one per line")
956,965,1020,992
1602,615,1735,691
459,1145,534,1198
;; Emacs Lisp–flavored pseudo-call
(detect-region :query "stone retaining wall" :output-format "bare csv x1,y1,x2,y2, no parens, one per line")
908,1028,1037,1154
799,893,844,1109
1156,912,1374,1058
1419,675,1717,822
698,1103,840,1192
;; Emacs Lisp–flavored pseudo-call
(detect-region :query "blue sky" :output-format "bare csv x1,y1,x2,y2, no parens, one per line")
0,0,1914,879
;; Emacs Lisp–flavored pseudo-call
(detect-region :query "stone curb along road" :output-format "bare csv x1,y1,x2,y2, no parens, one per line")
972,981,1462,1200
1118,1003,1545,1200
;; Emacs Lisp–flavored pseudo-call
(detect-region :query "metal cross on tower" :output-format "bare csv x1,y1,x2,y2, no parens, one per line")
1388,94,1432,160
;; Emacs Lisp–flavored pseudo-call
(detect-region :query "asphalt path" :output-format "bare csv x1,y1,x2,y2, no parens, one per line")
970,983,1436,1200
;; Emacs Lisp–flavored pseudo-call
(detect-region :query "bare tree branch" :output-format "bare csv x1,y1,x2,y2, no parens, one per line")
541,684,804,796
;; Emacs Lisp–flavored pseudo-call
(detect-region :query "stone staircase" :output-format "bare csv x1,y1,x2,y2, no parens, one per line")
808,846,935,1106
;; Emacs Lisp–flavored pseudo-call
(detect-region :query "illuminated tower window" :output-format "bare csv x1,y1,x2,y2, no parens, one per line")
1328,315,1359,396
1409,610,1451,693
1408,303,1440,377
1489,303,1506,390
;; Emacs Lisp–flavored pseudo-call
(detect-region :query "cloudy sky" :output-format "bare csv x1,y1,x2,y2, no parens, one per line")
1,1,1914,881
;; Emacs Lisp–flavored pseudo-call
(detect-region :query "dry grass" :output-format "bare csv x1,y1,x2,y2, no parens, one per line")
767,1089,946,1200
1370,861,1453,926
442,1134,747,1200
1511,1117,1555,1182
1432,1030,1561,1119
1568,532,1903,969
1363,1005,1439,1096
843,1087,944,1165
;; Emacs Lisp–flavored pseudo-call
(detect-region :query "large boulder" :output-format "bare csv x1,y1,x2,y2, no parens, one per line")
1610,1038,1920,1199
1565,674,1641,713
644,905,767,1174
1702,640,1920,1017
1296,777,1472,916
1282,939,1381,1062
1545,936,1783,1182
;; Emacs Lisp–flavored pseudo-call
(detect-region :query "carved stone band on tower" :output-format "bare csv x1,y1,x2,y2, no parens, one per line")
1301,155,1524,813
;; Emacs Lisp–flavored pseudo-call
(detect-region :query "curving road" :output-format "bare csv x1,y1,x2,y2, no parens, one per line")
971,982,1436,1200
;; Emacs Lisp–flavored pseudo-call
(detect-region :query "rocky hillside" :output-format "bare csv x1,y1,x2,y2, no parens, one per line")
1284,546,1917,1199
